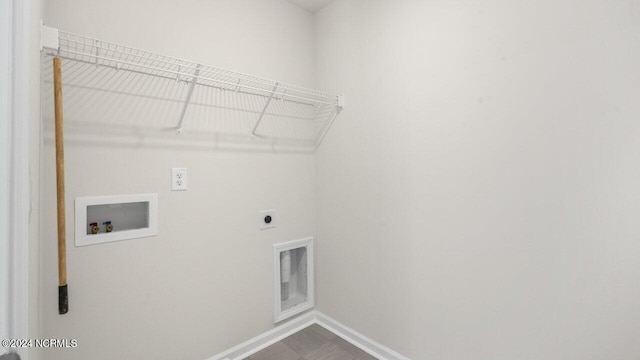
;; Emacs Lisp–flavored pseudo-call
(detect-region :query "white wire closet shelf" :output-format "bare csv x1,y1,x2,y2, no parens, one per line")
40,25,344,149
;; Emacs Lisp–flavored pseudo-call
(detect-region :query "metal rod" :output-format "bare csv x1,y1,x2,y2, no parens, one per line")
315,107,341,149
176,64,202,134
53,57,68,315
251,83,279,136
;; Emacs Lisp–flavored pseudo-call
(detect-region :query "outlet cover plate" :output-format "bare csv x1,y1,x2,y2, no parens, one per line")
172,168,187,191
259,209,276,230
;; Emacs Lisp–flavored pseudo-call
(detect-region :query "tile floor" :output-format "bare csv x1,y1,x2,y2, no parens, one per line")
245,324,378,360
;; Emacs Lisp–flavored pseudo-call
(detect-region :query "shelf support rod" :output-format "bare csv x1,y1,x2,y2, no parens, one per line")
176,64,202,135
315,95,344,149
251,83,279,137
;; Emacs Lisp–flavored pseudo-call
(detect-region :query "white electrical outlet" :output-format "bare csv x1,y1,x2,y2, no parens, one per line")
172,168,187,191
259,209,276,230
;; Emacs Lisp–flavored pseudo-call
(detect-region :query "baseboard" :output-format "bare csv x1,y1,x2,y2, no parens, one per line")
315,312,411,360
206,311,316,360
207,310,410,360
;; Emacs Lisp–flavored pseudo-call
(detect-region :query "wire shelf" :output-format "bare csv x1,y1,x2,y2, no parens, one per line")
41,26,343,148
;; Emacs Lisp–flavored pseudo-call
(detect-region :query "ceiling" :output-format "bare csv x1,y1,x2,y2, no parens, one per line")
286,0,336,13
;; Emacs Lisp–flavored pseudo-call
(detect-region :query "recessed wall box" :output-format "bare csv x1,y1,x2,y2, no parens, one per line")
273,237,314,322
75,193,158,246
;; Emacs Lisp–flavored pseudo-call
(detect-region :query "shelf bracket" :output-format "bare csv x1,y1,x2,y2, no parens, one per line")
40,23,59,52
315,94,344,149
175,64,202,135
251,83,279,137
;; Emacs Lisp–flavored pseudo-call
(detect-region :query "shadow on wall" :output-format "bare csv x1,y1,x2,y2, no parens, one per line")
40,55,326,154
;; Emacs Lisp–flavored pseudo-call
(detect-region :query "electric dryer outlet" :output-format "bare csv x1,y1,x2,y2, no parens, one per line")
259,209,276,230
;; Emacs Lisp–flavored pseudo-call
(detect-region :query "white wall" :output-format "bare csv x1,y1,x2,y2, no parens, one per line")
315,1,640,359
40,1,317,359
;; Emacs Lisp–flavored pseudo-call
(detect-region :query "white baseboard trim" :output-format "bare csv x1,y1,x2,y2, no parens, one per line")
315,312,410,360
206,311,316,360
207,310,410,360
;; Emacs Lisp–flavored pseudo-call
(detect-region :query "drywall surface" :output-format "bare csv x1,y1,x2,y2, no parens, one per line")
40,1,316,359
315,1,640,359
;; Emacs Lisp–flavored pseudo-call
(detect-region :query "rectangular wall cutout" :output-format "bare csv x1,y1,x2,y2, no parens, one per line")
273,237,314,323
75,193,158,247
